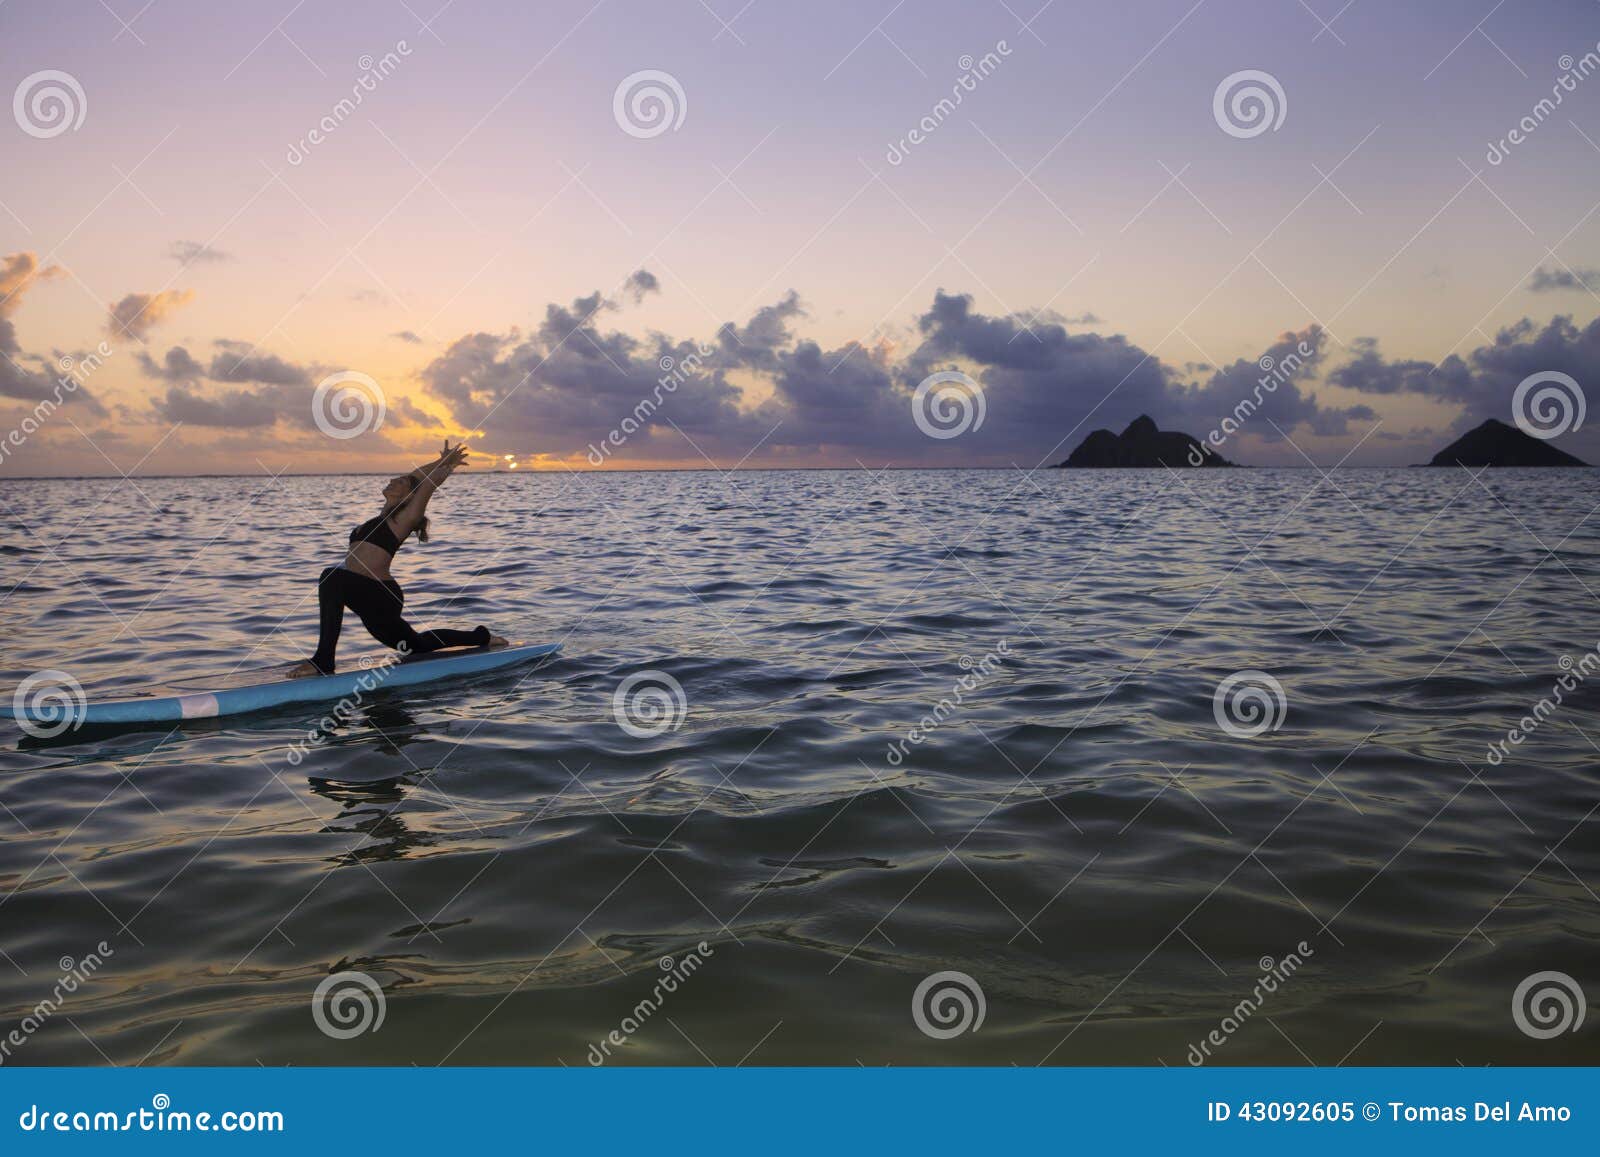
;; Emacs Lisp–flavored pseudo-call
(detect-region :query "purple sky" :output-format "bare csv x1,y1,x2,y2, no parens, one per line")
4,0,1600,473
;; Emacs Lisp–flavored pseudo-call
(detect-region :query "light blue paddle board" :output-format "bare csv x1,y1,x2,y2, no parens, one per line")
14,643,561,729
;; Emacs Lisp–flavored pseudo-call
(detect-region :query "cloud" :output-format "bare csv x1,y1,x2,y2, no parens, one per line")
136,340,319,430
138,339,316,388
1329,315,1600,452
135,345,206,383
391,395,442,427
168,240,232,265
716,290,805,369
46,264,1600,468
891,289,1187,458
0,252,63,322
622,269,660,303
136,341,432,436
0,252,101,414
1179,325,1374,439
766,338,907,450
416,283,1376,465
0,254,59,402
0,332,58,403
155,384,284,428
418,292,760,457
148,375,429,433
207,340,313,386
392,330,423,344
1528,266,1600,293
107,289,195,340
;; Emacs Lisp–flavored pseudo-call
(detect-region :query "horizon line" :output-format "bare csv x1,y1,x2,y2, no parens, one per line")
2,464,1590,481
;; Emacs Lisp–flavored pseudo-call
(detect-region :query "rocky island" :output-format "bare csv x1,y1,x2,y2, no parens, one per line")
1424,418,1589,467
1056,415,1235,468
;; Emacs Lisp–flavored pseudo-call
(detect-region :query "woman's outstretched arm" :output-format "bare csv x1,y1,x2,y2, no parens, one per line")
391,440,468,537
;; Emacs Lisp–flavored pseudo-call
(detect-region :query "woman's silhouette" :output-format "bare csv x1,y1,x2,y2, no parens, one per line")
289,440,506,677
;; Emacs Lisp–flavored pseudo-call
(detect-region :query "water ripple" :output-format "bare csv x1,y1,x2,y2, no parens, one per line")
0,469,1595,1065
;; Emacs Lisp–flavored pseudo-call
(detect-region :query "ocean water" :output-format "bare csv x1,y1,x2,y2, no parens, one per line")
0,467,1596,1066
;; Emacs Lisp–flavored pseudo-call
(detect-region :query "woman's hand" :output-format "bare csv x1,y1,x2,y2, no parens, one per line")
423,440,470,484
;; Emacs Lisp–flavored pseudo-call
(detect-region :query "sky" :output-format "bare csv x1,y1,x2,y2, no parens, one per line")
4,0,1600,474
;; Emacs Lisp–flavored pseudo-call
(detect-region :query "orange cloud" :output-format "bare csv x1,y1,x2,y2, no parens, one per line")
107,288,195,340
0,251,64,319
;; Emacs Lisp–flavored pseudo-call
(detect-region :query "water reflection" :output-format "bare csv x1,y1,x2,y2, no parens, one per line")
307,774,437,865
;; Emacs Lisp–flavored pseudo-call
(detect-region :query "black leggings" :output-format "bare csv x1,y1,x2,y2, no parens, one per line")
309,566,489,674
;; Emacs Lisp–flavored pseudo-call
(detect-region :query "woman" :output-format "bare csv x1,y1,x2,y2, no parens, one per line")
290,440,506,677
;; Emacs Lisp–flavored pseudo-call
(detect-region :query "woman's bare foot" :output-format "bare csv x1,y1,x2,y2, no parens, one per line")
488,635,510,649
285,660,323,679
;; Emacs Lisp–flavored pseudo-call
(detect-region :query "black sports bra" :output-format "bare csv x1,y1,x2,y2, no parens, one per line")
350,515,404,557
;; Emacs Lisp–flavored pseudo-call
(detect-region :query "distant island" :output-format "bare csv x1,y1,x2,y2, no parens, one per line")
1056,415,1235,468
1424,418,1589,467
